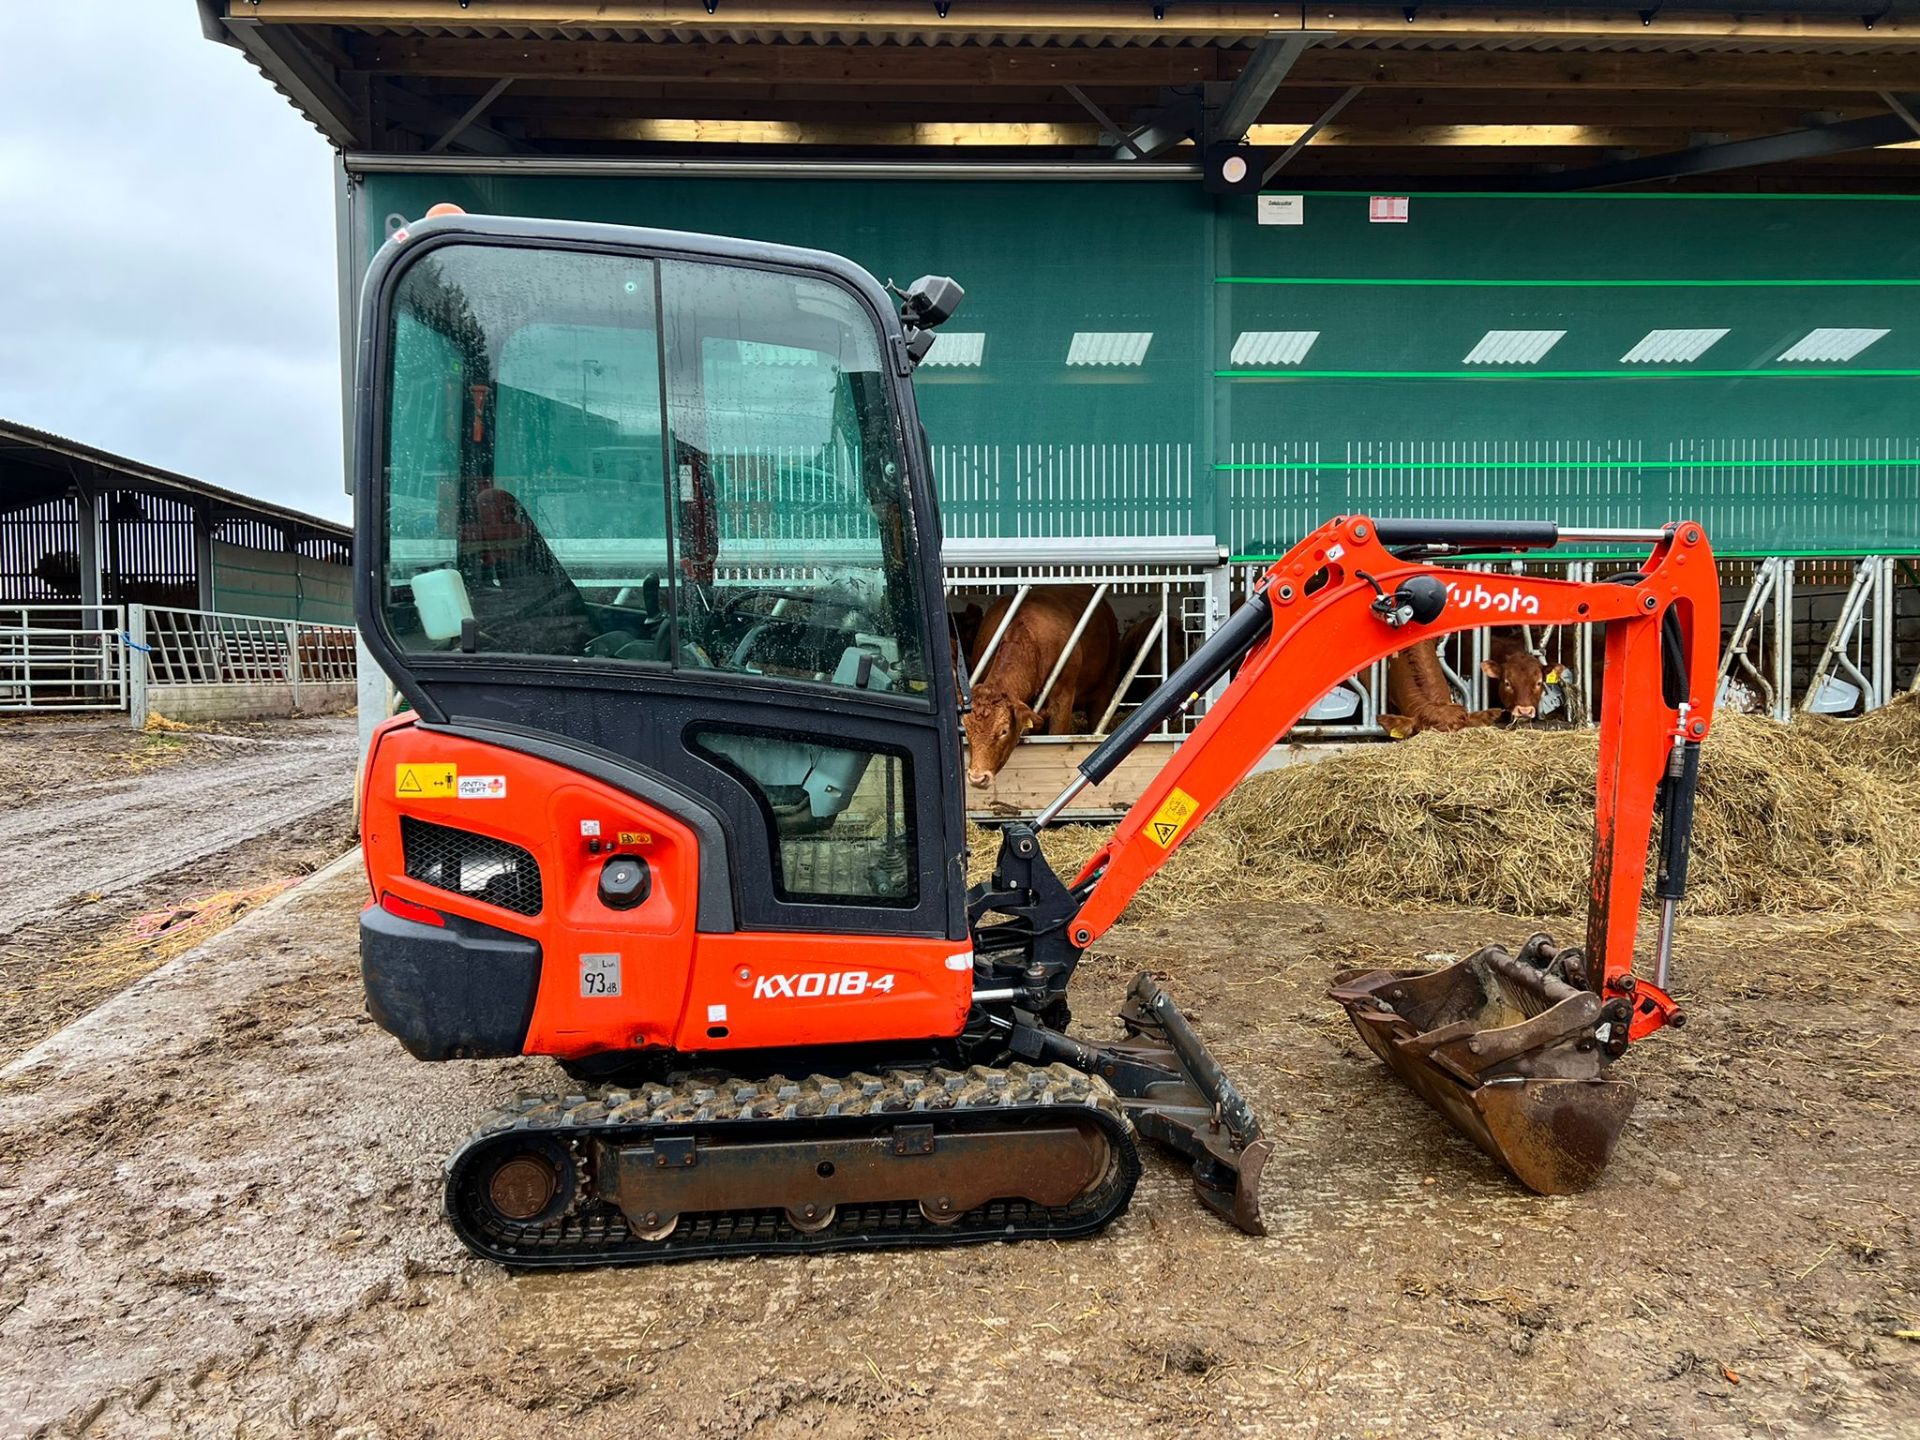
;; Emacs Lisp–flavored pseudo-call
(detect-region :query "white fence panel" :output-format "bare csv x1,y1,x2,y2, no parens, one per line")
0,605,127,712
132,605,357,726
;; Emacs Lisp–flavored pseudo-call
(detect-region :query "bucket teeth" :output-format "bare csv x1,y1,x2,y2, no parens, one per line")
1330,943,1636,1195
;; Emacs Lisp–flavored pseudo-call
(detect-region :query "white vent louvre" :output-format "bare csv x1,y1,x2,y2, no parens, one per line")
1776,327,1889,363
1067,331,1154,367
1230,331,1320,365
919,331,985,368
1462,330,1566,365
1620,328,1730,364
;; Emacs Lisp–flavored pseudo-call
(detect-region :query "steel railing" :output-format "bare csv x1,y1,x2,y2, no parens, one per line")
129,605,357,724
0,604,127,711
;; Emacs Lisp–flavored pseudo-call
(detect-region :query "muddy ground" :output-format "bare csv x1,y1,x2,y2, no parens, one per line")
0,715,358,1064
1,861,1913,1440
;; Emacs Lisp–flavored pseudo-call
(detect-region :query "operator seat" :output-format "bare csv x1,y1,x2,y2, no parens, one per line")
458,484,598,656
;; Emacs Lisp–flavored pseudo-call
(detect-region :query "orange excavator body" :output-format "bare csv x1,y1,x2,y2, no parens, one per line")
352,210,1717,1265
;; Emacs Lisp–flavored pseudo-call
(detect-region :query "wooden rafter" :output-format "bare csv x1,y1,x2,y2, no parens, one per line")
341,36,1920,94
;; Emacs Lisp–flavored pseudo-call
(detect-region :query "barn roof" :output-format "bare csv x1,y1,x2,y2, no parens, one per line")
0,417,350,542
199,1,1920,190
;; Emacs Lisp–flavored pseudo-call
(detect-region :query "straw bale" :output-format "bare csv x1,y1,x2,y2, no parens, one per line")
971,705,1920,921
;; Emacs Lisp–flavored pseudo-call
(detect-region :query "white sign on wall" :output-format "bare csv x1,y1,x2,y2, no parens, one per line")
1257,194,1304,226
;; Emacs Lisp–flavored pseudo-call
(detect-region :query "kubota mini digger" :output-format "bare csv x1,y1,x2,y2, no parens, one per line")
353,210,1718,1266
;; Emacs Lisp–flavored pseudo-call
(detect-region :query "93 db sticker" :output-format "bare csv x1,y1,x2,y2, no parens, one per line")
1145,786,1198,849
580,953,622,998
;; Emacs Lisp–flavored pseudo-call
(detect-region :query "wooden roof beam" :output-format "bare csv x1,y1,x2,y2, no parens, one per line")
340,37,1920,93
345,36,1225,86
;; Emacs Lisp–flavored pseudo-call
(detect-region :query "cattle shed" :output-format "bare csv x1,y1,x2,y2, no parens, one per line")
204,3,1920,796
206,5,1920,546
0,419,352,623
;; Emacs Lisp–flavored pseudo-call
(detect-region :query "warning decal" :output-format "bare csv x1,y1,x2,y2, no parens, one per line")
394,763,457,799
1145,787,1199,850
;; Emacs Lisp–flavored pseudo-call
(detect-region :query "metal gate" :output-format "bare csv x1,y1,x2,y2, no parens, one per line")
0,605,127,711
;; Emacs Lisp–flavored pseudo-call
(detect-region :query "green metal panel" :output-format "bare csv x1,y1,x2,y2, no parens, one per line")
1216,192,1920,556
359,174,1920,556
360,172,1214,540
210,542,352,623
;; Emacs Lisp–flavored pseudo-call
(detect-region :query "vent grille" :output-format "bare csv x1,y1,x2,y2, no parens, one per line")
401,817,542,917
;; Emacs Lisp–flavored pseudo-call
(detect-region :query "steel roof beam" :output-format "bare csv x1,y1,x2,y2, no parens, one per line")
427,76,515,153
1548,93,1920,188
1213,31,1329,147
378,81,536,155
1261,85,1365,183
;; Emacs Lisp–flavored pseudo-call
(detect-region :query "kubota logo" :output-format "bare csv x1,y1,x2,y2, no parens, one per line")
1445,580,1541,617
753,970,896,1000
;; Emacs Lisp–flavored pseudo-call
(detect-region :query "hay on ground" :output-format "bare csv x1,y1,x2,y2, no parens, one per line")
971,701,1920,921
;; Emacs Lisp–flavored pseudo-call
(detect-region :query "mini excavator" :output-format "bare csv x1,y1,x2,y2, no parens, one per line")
353,211,1719,1267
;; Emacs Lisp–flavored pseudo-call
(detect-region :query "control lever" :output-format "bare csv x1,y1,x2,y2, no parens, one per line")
1358,572,1447,629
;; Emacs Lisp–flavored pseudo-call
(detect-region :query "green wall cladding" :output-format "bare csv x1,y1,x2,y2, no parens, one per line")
360,174,1920,556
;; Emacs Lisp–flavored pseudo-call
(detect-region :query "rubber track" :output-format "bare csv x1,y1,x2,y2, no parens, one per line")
444,1062,1142,1268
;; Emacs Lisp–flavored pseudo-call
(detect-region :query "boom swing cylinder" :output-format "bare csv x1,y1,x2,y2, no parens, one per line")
980,514,1717,1203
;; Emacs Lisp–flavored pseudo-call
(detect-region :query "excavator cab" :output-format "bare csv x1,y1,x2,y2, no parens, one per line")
362,216,966,935
354,211,1716,1268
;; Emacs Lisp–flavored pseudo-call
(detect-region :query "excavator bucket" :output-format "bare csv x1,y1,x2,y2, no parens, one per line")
1329,936,1637,1194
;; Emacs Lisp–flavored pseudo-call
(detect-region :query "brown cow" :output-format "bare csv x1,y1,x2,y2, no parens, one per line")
1486,628,1590,723
962,586,1119,786
1483,630,1549,722
1380,638,1502,739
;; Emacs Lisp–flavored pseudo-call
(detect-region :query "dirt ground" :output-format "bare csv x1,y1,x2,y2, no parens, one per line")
0,715,358,1064
1,859,1914,1440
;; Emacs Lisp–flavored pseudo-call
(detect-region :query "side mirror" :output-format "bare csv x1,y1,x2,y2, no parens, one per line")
901,274,964,330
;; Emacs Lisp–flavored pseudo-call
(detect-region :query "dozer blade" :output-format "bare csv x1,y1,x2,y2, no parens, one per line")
1106,974,1272,1234
1330,938,1636,1195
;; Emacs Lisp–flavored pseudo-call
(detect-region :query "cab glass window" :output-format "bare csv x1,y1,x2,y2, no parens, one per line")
380,242,929,698
690,725,915,906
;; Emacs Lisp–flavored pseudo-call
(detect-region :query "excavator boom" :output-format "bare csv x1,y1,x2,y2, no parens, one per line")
986,514,1719,1199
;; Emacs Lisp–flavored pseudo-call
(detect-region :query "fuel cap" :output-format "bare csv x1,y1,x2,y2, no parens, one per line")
597,854,651,910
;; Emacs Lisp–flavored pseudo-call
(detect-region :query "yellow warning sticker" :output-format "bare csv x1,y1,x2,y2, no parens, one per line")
395,763,457,799
617,831,654,846
1145,786,1199,850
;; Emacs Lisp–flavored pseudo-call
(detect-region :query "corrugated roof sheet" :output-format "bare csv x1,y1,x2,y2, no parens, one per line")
1620,327,1730,363
920,331,986,367
0,418,350,537
1463,330,1566,365
1230,331,1320,365
1777,327,1890,362
1067,331,1153,367
336,21,1920,56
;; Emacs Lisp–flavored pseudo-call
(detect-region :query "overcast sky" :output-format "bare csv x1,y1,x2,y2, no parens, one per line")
0,5,346,522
